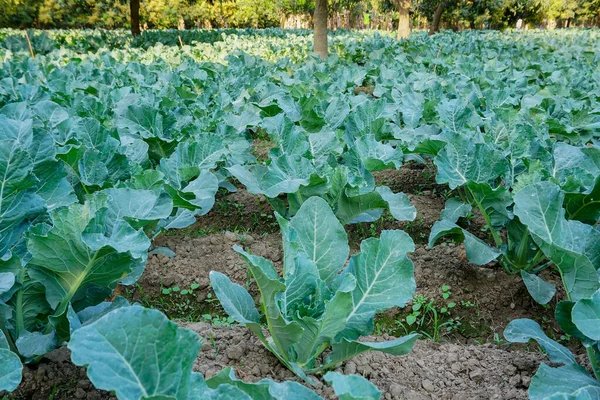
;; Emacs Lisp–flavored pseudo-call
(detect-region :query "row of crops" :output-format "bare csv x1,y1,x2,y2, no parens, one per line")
0,28,599,399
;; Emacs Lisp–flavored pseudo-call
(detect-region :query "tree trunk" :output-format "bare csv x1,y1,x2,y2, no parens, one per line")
314,0,328,60
429,4,443,35
396,0,411,39
130,0,140,36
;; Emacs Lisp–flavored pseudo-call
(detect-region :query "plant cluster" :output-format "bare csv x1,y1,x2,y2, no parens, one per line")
211,196,419,382
0,28,598,399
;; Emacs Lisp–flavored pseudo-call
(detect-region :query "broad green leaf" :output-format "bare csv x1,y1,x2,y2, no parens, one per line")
434,137,508,190
0,346,22,392
159,138,227,183
227,155,315,198
1,329,11,349
27,201,142,312
529,364,600,400
225,106,262,133
504,319,576,365
336,191,386,225
127,170,165,191
157,209,197,231
514,182,600,300
352,135,403,172
281,253,319,315
504,219,540,271
439,198,472,223
0,117,46,259
275,212,298,279
0,258,52,338
327,334,419,368
325,97,350,130
233,246,281,304
393,125,444,155
69,306,200,400
32,101,68,128
375,186,416,222
398,90,424,129
164,170,219,215
336,187,414,225
209,271,260,326
343,150,376,196
15,330,57,359
189,373,252,400
289,196,349,285
552,143,599,193
514,182,576,245
572,289,600,341
520,271,556,305
262,115,309,158
436,98,472,134
78,149,109,186
33,160,77,210
345,100,387,141
565,176,600,224
323,371,382,400
82,214,150,258
117,104,181,144
0,102,29,121
308,130,343,168
68,297,130,335
101,188,173,223
63,118,130,188
0,272,14,295
465,182,512,229
259,378,321,399
428,220,500,265
342,230,415,338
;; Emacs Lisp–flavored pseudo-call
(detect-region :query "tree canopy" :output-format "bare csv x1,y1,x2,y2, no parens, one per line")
0,0,598,29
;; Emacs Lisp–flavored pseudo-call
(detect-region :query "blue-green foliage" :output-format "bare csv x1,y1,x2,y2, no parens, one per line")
0,28,599,398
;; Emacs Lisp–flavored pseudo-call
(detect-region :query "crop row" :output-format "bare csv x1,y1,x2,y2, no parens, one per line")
0,28,599,399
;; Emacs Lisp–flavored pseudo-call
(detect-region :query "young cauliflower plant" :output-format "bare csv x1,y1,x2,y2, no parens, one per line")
210,196,419,383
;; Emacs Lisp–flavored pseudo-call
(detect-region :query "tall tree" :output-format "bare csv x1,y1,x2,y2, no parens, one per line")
396,0,411,38
429,3,443,34
130,0,140,35
314,0,328,59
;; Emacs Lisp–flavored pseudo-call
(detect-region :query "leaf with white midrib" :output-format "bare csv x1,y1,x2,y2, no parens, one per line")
514,182,600,300
69,306,200,400
27,201,144,311
289,196,349,285
342,230,415,338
